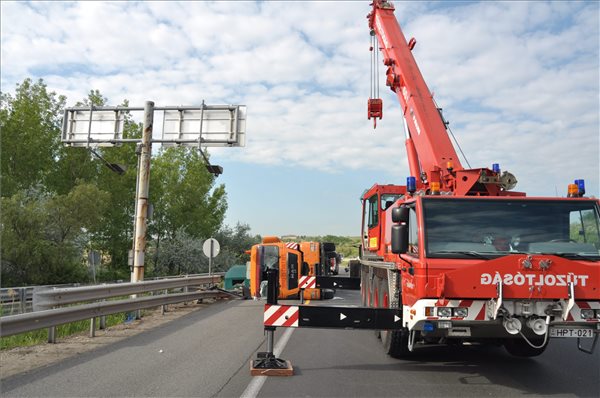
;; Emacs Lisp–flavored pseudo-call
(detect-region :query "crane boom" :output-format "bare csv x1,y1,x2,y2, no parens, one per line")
368,0,461,190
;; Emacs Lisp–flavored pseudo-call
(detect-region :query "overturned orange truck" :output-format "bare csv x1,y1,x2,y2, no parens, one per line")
247,237,338,300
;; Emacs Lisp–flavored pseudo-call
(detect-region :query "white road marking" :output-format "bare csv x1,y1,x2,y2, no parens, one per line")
240,327,295,398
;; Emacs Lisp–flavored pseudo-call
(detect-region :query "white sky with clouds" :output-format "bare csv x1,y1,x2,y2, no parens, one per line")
2,1,598,236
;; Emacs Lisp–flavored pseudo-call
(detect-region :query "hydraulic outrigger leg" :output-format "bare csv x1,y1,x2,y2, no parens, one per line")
250,269,293,376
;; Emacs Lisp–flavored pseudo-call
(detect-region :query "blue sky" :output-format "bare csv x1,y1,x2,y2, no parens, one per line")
1,1,598,236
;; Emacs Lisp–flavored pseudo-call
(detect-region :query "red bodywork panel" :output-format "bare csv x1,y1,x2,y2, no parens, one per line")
426,256,600,301
361,184,407,256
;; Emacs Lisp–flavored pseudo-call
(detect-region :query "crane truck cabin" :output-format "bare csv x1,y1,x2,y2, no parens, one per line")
361,0,599,357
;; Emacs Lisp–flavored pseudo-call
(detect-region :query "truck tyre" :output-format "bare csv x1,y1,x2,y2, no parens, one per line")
373,276,383,339
378,275,411,358
349,260,361,278
503,337,548,357
322,242,336,252
360,267,369,307
382,328,411,359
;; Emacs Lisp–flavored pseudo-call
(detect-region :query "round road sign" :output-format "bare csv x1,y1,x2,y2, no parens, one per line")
203,238,220,258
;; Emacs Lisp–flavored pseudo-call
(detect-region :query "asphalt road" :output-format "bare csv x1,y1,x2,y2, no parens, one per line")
3,284,599,397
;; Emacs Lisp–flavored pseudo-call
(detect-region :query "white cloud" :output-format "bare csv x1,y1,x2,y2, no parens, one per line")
1,0,598,203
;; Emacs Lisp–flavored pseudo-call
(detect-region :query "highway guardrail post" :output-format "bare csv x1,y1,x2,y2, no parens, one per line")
99,299,106,330
89,317,96,337
48,326,56,344
19,288,26,314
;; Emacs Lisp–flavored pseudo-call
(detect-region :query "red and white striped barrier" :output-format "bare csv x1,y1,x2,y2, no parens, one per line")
264,304,299,327
285,242,299,250
299,276,316,289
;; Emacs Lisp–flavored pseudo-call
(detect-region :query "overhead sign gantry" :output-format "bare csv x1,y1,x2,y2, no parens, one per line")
61,101,246,283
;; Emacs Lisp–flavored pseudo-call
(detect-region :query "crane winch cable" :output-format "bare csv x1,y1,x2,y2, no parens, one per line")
432,97,471,169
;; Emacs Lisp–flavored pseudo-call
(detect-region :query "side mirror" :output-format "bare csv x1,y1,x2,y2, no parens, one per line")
391,224,409,254
392,206,409,224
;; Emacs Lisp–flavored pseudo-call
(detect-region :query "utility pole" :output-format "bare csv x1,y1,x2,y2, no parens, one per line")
131,101,154,283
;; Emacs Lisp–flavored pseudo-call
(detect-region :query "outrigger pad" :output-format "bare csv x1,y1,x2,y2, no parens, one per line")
250,353,293,376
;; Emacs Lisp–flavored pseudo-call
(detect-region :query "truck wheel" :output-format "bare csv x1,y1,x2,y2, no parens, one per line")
360,268,368,307
503,337,548,357
373,276,383,339
378,277,411,358
322,242,336,252
382,328,411,358
349,260,361,278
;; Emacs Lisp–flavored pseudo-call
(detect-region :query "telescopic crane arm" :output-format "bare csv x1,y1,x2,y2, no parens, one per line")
368,0,462,191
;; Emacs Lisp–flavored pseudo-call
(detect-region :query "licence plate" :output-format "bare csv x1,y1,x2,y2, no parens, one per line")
550,328,595,338
448,327,471,337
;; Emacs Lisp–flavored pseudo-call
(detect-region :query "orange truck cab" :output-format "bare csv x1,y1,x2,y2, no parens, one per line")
299,241,339,276
248,237,335,300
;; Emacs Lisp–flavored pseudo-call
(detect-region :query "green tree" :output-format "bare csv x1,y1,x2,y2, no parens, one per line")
149,147,227,271
47,90,109,195
150,223,260,276
211,223,261,271
1,183,109,286
153,228,204,275
0,79,65,197
0,79,233,284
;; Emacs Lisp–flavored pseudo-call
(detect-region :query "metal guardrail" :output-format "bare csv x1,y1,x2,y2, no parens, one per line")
1,283,83,315
0,274,224,315
1,291,226,337
33,275,223,310
0,274,226,339
1,288,32,315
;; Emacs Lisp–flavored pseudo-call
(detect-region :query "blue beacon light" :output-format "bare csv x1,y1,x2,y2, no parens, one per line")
575,179,585,196
492,163,500,173
407,176,417,193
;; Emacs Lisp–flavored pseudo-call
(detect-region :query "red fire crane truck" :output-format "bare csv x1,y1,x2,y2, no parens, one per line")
361,0,599,357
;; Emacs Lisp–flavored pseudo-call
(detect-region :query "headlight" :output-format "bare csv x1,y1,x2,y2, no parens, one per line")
581,309,595,320
453,307,468,318
437,307,452,317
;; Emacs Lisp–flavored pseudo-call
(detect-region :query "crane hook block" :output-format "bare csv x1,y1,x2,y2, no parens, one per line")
368,98,383,129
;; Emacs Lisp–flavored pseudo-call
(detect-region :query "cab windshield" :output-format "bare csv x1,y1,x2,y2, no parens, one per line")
423,198,600,260
258,245,279,272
